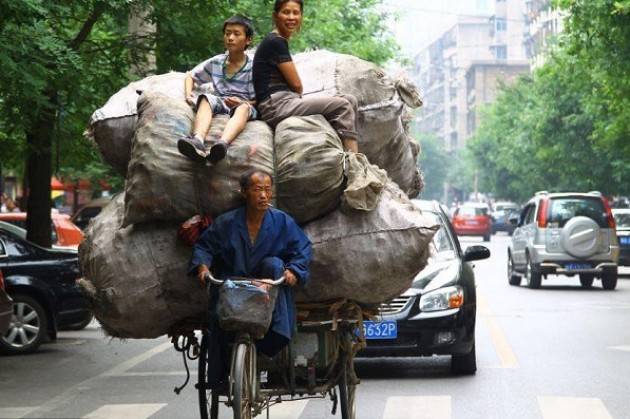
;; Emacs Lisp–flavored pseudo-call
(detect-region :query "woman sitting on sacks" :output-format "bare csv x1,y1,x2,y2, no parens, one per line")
252,0,360,153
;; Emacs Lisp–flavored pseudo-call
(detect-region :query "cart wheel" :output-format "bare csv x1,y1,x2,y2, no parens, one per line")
198,333,220,419
338,355,357,419
232,342,255,419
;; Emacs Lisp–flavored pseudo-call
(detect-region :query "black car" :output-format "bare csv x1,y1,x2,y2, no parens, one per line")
0,269,11,336
0,223,92,354
358,200,490,375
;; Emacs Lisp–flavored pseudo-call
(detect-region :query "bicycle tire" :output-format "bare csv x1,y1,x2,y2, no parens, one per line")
198,333,219,419
232,343,254,419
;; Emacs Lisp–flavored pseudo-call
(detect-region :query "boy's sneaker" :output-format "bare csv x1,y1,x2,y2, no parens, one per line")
177,135,206,163
207,140,228,164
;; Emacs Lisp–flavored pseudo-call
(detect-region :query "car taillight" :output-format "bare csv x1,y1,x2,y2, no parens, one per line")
602,198,616,229
0,270,4,290
537,198,549,228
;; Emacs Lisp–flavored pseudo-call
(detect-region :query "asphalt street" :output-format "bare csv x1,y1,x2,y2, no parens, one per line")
1,235,630,419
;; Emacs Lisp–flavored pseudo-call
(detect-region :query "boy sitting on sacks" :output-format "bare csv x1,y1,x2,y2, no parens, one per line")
178,15,257,164
189,169,312,385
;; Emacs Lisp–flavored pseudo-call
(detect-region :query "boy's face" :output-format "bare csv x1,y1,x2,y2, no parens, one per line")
224,24,250,53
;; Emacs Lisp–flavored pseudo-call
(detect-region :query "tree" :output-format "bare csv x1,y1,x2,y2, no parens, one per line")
0,0,396,247
417,135,449,201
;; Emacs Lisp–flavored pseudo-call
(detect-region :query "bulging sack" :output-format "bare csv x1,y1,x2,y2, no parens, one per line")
217,281,278,339
123,92,274,226
78,194,207,339
296,182,439,304
274,115,346,224
293,50,423,197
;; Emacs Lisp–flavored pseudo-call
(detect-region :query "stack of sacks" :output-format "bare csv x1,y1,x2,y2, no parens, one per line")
79,51,438,338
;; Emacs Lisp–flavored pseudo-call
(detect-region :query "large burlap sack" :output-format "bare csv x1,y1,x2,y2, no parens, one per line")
293,50,423,197
123,92,274,226
296,182,439,304
87,72,188,176
78,194,207,339
274,115,345,223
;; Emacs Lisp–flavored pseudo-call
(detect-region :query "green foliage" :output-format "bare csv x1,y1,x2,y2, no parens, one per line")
417,135,449,201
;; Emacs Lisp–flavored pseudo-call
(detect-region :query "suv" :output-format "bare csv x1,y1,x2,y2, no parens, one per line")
508,192,619,289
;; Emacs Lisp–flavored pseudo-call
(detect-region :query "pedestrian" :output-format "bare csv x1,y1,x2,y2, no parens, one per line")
252,0,360,153
177,15,258,164
0,194,7,213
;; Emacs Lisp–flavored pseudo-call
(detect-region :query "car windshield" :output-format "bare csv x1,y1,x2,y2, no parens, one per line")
424,211,457,262
614,212,630,229
458,206,487,217
548,197,608,228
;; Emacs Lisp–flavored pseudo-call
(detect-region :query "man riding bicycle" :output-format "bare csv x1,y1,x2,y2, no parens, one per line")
188,168,312,387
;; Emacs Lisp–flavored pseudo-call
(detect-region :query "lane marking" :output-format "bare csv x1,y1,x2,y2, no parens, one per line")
538,396,613,419
267,400,309,419
26,340,172,418
111,371,195,377
477,294,519,369
82,403,167,419
608,345,630,352
383,396,451,419
0,407,38,419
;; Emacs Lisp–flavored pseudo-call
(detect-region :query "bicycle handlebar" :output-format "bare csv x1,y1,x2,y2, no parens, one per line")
203,272,285,286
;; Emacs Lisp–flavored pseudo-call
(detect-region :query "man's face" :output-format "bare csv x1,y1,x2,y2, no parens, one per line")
223,24,250,53
243,174,273,212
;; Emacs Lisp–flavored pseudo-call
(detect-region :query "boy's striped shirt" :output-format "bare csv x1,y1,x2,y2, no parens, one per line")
190,53,255,101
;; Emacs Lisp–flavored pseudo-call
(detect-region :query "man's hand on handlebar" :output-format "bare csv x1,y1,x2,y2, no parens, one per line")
283,269,298,287
197,265,210,288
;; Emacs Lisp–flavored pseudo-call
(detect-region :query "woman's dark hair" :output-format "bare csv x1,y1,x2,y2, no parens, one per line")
223,15,255,38
240,169,273,191
273,0,304,13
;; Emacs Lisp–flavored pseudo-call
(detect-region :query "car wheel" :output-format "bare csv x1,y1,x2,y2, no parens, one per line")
525,256,542,289
508,254,521,286
0,294,48,355
451,343,476,375
601,270,618,290
579,274,594,289
60,314,93,331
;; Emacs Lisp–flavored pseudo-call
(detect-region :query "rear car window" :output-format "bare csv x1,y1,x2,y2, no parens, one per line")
458,207,488,217
614,213,630,229
0,240,6,256
548,198,608,228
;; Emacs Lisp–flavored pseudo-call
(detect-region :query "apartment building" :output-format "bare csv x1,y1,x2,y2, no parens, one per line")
524,0,566,68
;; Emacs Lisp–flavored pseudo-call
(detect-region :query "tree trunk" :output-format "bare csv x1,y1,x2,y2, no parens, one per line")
25,94,56,248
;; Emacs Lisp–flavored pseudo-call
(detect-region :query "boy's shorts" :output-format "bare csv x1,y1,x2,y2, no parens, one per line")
195,93,258,121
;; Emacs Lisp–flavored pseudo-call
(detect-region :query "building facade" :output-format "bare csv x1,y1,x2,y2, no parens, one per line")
524,0,566,69
412,0,531,151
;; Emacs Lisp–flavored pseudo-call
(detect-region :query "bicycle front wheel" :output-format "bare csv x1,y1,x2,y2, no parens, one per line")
232,342,255,419
198,333,219,419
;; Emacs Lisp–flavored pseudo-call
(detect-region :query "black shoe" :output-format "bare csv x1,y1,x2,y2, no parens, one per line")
207,141,228,164
177,135,206,163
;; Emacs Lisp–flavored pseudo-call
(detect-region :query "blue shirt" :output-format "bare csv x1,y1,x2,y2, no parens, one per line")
189,207,312,339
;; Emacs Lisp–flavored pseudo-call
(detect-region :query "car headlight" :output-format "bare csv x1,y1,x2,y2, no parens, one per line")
419,285,464,312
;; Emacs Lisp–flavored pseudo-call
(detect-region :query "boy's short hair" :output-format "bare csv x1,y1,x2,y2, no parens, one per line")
223,15,254,38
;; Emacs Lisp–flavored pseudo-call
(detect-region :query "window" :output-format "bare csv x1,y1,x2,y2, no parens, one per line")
613,212,630,229
495,45,507,60
548,198,608,228
424,212,456,262
522,205,536,225
496,18,507,32
0,240,6,257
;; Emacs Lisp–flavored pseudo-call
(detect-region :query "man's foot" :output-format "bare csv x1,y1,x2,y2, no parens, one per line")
177,135,206,163
207,140,228,164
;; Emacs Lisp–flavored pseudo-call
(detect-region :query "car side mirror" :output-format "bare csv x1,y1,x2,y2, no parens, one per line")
464,245,491,262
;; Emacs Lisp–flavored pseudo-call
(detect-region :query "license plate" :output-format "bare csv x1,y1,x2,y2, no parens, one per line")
362,321,397,340
620,237,630,246
466,220,478,225
565,263,591,271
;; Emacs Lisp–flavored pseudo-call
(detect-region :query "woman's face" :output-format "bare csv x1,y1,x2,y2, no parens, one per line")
274,1,302,38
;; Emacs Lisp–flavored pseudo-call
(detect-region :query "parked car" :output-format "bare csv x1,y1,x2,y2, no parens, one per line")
612,209,630,276
0,212,83,248
0,223,92,354
71,196,112,231
0,269,12,337
508,192,619,289
452,202,492,241
358,200,490,375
